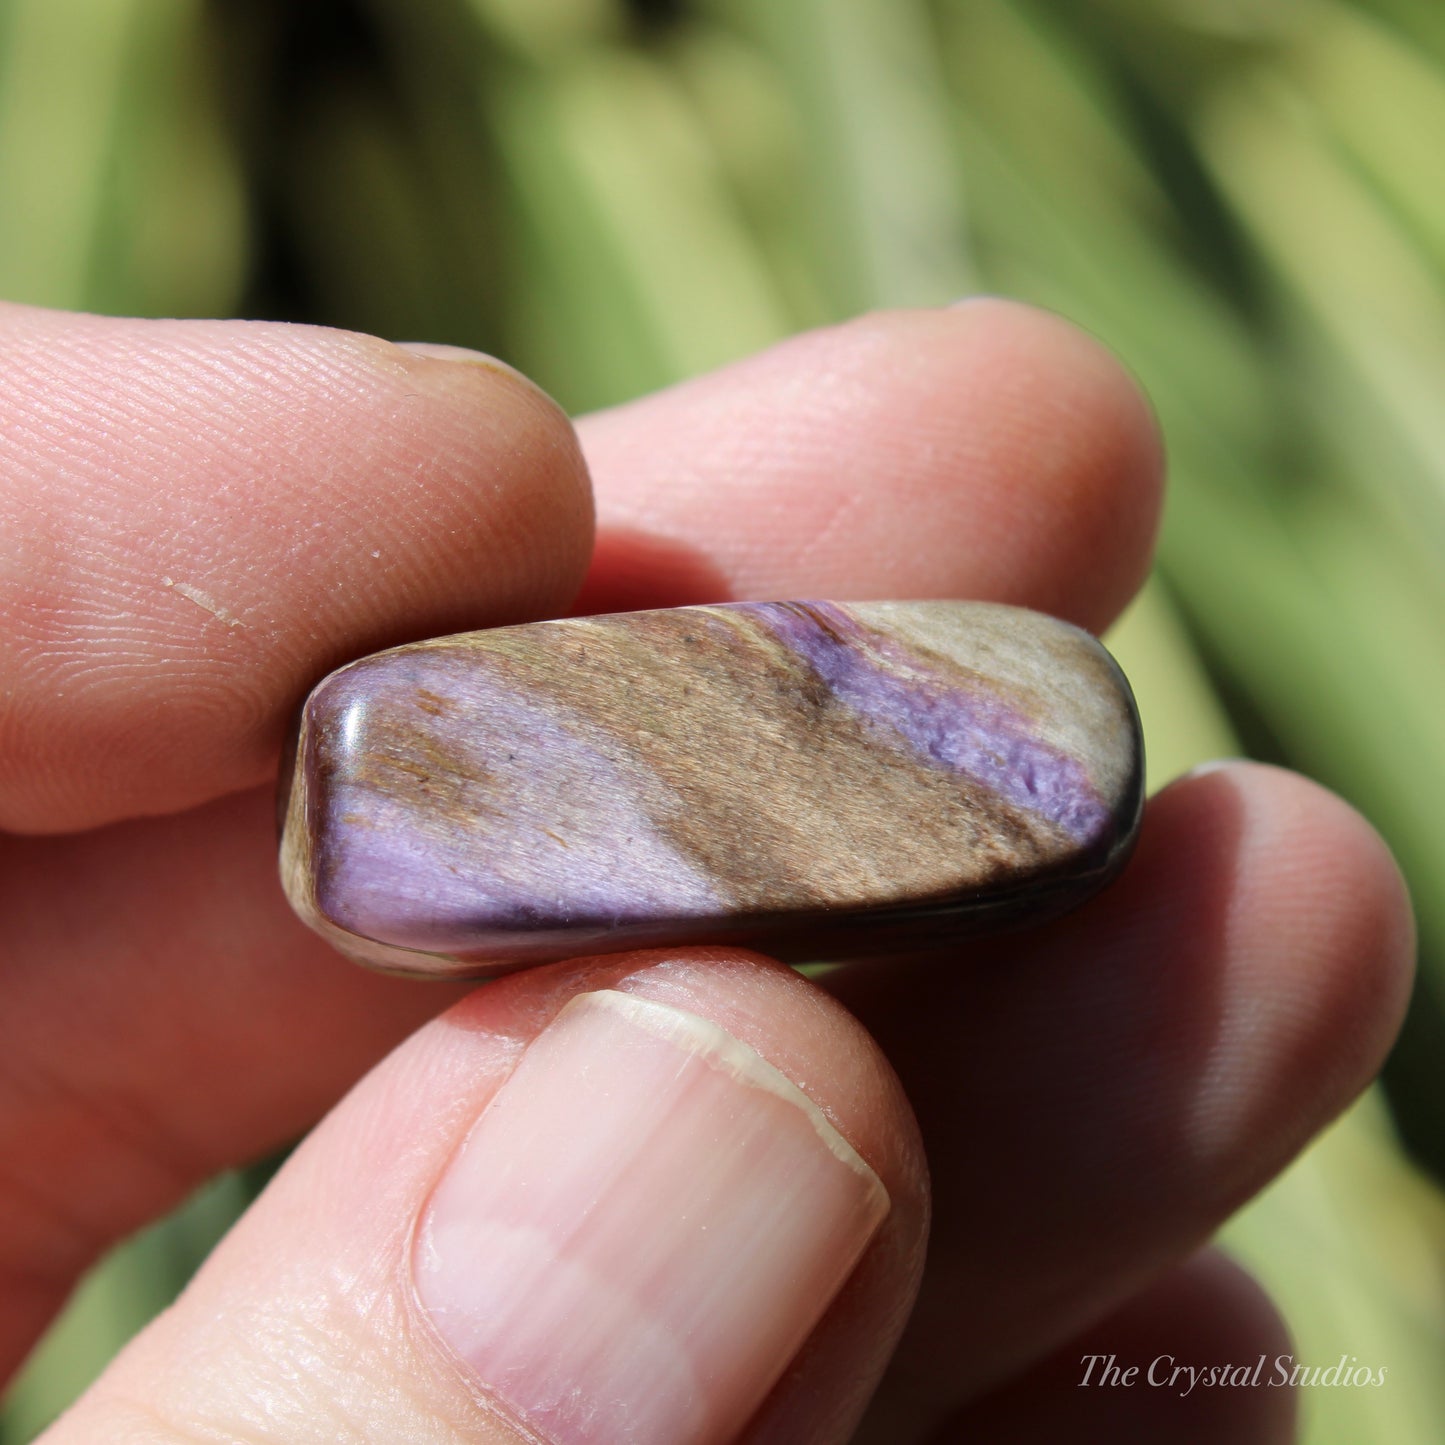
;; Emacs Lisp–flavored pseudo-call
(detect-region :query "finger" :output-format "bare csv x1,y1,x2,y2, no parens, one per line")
0,305,593,832
574,300,1163,634
829,763,1413,1435
0,787,470,1375
923,1249,1296,1445
44,951,928,1445
0,304,1150,1369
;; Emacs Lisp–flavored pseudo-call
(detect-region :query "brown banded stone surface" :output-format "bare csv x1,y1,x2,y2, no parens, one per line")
279,601,1143,976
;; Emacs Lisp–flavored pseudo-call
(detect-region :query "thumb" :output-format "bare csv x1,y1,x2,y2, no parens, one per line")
46,950,927,1445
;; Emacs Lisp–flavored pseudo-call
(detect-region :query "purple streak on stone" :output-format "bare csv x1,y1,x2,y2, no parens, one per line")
311,652,722,952
754,602,1112,844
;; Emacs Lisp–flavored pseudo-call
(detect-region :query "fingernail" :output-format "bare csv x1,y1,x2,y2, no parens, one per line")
396,341,494,364
393,340,526,382
413,988,890,1445
1179,757,1248,782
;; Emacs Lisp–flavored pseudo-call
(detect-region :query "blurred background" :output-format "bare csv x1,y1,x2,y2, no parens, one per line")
2,0,1445,1439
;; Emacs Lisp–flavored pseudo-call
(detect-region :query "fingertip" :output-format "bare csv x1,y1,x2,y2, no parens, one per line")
0,312,595,830
579,299,1163,633
823,760,1409,1424
1163,762,1416,1115
244,323,597,629
405,947,929,1445
59,946,925,1445
390,339,597,618
940,297,1165,629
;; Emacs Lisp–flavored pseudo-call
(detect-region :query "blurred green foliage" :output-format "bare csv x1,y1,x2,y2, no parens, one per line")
3,0,1445,1439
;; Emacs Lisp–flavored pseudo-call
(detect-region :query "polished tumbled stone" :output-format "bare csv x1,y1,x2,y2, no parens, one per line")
279,601,1143,976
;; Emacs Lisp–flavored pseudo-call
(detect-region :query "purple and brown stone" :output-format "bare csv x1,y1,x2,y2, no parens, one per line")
278,601,1143,977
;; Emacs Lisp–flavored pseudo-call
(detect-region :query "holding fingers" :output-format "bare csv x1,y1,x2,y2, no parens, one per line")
0,299,1412,1444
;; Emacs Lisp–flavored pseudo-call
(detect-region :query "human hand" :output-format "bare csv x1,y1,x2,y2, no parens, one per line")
0,300,1411,1443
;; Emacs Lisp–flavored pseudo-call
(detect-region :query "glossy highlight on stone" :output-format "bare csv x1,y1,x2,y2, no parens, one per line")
278,601,1144,977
